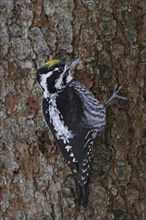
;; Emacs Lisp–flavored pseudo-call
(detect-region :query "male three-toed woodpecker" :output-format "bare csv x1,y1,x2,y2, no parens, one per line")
37,58,126,206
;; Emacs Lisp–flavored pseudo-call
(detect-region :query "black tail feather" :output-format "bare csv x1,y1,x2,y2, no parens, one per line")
75,181,89,207
75,181,82,205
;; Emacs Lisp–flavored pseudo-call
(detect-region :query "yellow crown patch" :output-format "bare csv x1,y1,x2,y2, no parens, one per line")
45,59,60,66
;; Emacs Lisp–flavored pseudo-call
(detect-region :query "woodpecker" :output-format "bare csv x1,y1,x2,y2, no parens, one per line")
37,58,126,206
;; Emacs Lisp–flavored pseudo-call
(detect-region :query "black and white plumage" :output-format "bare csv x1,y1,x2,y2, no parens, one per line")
37,58,126,206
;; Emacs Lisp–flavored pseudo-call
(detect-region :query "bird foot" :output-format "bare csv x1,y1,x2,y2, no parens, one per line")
106,84,127,106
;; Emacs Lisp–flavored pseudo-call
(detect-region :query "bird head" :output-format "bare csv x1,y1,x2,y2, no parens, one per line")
37,58,80,95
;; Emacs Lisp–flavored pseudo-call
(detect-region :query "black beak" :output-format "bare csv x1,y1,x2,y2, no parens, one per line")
66,58,81,70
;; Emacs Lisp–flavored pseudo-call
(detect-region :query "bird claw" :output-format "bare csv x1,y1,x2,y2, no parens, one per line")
106,85,127,106
113,84,122,94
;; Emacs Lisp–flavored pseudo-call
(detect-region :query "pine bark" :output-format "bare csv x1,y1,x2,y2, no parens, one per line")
0,0,146,219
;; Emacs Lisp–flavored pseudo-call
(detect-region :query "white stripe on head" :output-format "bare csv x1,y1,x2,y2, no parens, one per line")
55,64,73,89
55,65,67,89
40,71,53,98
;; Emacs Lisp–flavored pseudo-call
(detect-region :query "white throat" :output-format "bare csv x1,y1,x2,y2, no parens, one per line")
66,74,73,84
55,67,73,90
40,69,73,98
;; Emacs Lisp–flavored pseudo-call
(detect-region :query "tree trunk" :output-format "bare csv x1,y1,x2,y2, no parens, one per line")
0,0,146,219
